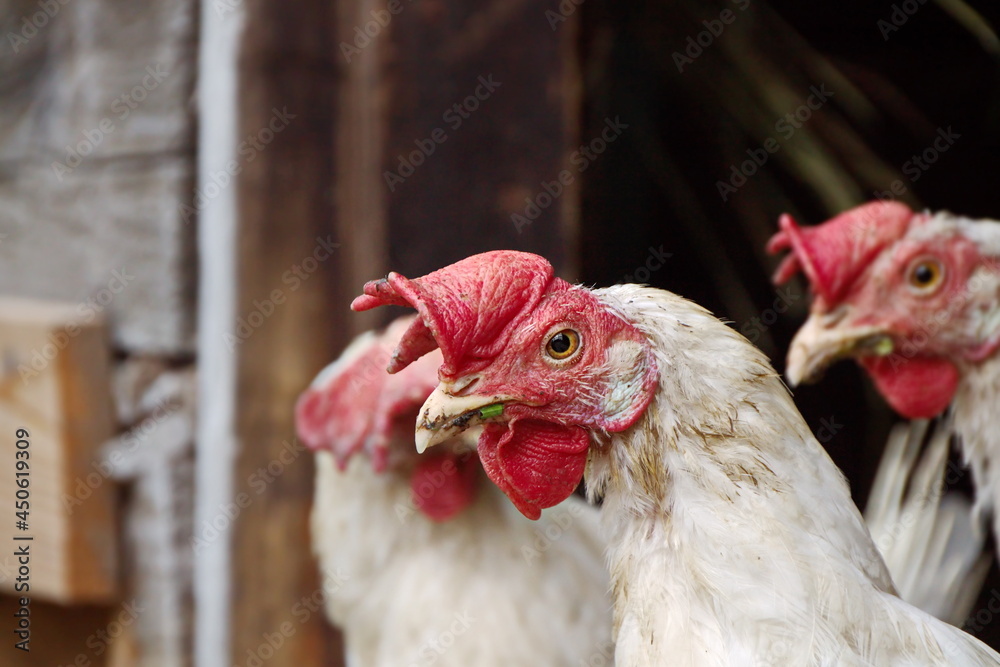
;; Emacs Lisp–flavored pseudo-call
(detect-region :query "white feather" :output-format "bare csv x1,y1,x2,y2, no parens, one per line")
864,418,990,626
312,452,613,666
953,351,1000,557
585,284,1000,666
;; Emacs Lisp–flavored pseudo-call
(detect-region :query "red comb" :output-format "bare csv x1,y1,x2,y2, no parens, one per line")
352,251,567,376
294,317,442,471
767,201,915,304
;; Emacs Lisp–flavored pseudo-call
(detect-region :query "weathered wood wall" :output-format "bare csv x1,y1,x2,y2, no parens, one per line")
225,1,345,665
0,1,198,665
222,1,584,666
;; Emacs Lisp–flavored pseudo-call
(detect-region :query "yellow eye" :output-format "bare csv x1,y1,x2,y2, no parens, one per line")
545,329,581,361
907,258,944,293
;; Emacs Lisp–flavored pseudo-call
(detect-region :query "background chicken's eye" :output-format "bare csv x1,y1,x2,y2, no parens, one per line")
907,259,943,293
545,329,581,360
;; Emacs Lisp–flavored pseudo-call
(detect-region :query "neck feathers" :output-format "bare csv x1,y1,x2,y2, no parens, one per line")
588,285,817,513
586,285,892,645
953,353,1000,538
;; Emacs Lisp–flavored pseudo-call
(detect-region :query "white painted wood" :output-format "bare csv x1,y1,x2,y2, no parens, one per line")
193,2,244,665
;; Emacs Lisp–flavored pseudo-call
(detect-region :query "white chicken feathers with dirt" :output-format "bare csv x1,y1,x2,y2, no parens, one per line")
352,251,1000,666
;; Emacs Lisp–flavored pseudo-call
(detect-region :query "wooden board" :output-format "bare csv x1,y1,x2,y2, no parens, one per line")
224,1,582,665
228,1,346,665
0,596,117,667
379,0,583,282
0,297,118,604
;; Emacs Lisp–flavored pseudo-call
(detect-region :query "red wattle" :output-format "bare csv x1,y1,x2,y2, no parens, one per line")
409,451,479,522
859,355,959,419
477,421,590,520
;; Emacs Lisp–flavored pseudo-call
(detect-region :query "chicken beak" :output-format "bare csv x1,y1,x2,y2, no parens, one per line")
415,385,509,453
785,311,891,387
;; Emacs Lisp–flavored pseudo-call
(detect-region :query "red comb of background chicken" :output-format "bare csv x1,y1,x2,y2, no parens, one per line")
295,317,441,471
767,201,916,304
352,251,572,376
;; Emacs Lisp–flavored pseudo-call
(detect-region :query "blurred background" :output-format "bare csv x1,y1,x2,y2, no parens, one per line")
1,0,999,664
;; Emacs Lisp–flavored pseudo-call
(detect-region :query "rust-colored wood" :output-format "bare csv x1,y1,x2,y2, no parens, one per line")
379,0,583,282
229,1,345,666
0,596,117,667
229,1,582,665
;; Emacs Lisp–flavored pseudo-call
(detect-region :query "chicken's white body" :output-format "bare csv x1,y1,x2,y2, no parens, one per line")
954,350,1000,550
864,419,989,626
311,450,613,667
586,285,1000,666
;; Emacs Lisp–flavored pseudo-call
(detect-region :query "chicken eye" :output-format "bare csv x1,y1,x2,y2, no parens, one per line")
907,258,944,293
545,329,581,361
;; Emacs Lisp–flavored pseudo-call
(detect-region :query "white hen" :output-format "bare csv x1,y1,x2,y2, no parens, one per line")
296,317,612,667
353,250,1000,666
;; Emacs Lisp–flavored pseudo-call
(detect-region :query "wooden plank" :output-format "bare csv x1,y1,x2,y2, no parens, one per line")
226,1,582,665
228,1,345,665
0,297,118,604
0,596,115,667
380,0,583,280
0,0,198,355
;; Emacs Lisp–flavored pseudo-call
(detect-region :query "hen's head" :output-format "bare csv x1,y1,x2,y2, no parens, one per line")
769,201,1000,419
295,316,479,522
351,251,659,519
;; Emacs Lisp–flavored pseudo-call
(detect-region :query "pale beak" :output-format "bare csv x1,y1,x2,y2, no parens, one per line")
414,384,510,453
786,311,892,387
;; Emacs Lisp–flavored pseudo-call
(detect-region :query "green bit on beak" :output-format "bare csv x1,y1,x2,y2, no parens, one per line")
873,337,895,357
479,403,504,419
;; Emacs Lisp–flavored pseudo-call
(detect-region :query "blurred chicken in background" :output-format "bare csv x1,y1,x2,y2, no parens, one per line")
295,316,611,667
771,200,1000,623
